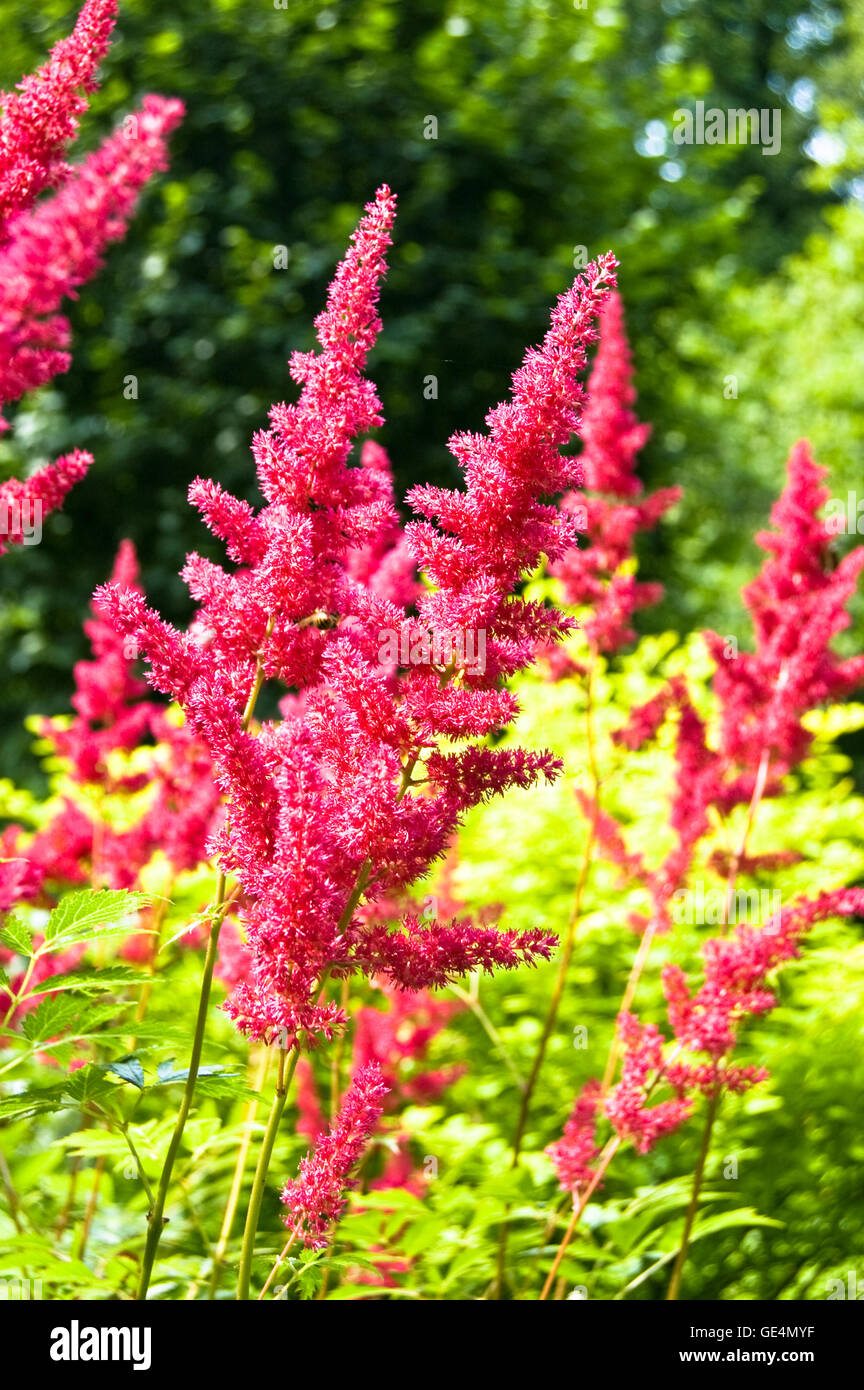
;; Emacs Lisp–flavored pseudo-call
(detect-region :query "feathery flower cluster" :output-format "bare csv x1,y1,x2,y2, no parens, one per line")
294,978,463,1195
0,0,116,226
549,885,864,1186
96,188,617,1046
546,1079,602,1192
0,1,181,547
581,441,864,941
0,94,183,422
550,445,864,1187
280,1062,389,1249
703,440,864,792
549,292,680,656
661,887,864,1068
604,1014,691,1153
0,542,221,910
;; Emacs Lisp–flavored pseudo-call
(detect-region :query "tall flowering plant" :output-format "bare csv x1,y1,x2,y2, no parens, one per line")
533,441,864,1299
94,184,618,1296
510,290,681,1171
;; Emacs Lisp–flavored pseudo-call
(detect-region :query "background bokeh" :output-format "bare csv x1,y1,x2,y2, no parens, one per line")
1,0,863,782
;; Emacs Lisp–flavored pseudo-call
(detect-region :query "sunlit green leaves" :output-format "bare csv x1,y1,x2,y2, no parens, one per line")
42,889,151,951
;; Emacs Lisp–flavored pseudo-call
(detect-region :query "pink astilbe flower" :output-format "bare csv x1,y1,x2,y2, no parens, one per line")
0,0,117,229
704,441,864,791
602,448,864,935
546,1079,602,1193
550,449,864,1204
662,887,864,1065
0,3,182,540
2,542,221,906
552,887,864,1183
0,449,91,554
354,915,555,991
0,94,184,422
291,973,464,1196
550,292,681,654
612,443,864,822
280,1062,389,1249
96,190,615,1045
344,440,420,610
40,539,153,783
604,1013,691,1153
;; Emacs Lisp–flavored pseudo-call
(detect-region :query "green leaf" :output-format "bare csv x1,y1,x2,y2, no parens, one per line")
194,1073,252,1100
106,1055,146,1090
42,889,151,951
691,1207,784,1238
63,1063,119,1106
0,1084,67,1120
155,1060,233,1084
25,966,153,997
20,993,83,1044
0,916,34,958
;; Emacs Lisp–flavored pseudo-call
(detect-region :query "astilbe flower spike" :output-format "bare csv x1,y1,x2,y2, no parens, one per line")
0,94,184,422
548,884,864,1186
0,1,182,544
0,0,117,227
96,187,618,1046
280,1062,389,1249
1,541,221,909
577,441,864,945
546,1079,602,1193
549,448,864,1192
549,291,681,657
704,440,864,791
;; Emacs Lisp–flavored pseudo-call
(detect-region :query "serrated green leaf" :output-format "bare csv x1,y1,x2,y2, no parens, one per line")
25,966,152,997
43,889,150,951
194,1073,251,1100
0,916,34,958
155,1060,234,1084
20,993,83,1044
0,1084,67,1120
63,1063,118,1106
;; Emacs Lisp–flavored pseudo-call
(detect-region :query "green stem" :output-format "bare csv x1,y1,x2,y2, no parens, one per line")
120,1123,155,1208
236,1044,302,1301
135,874,227,1300
666,1088,721,1301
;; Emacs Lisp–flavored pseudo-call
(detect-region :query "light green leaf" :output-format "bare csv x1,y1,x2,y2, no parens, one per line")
20,993,83,1044
25,966,152,997
0,916,34,958
43,889,151,950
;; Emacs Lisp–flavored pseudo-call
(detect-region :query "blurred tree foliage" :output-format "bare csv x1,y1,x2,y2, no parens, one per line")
0,0,859,785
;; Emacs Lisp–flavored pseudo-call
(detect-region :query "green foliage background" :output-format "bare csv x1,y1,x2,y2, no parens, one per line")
2,0,864,783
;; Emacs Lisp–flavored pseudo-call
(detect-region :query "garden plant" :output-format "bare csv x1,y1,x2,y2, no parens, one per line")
1,1,863,1315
